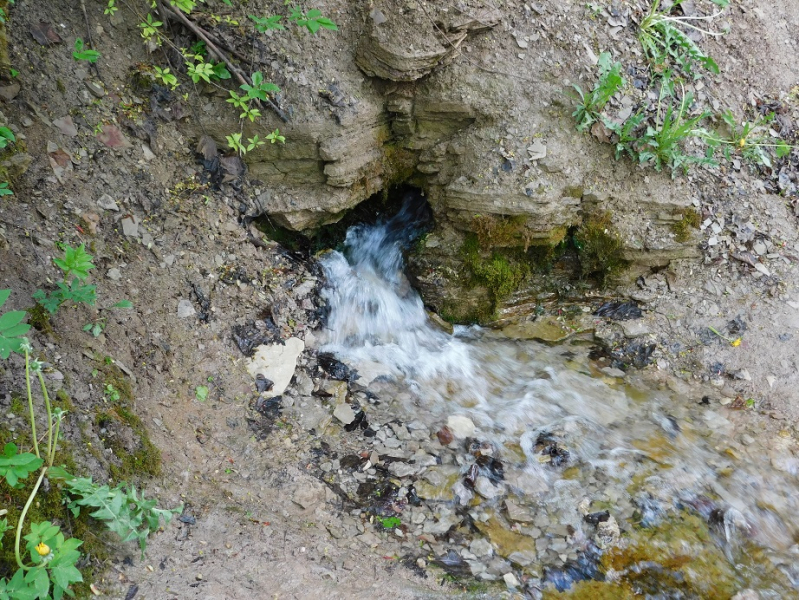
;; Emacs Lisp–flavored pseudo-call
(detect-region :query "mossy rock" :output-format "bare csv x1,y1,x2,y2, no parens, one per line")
574,213,626,282
671,209,700,242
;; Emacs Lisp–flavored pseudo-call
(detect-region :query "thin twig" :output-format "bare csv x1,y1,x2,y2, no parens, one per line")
79,0,102,79
159,3,289,122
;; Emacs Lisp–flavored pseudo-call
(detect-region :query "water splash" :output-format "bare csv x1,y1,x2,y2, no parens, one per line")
318,194,799,594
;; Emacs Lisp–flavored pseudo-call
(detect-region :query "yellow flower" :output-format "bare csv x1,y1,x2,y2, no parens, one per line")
731,337,742,347
36,542,50,556
738,138,746,148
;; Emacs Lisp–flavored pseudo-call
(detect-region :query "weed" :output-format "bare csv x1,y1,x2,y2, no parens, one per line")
605,75,714,176
32,244,96,315
0,289,30,359
73,38,100,63
570,52,625,132
638,0,727,76
702,109,792,168
288,7,338,34
103,383,121,403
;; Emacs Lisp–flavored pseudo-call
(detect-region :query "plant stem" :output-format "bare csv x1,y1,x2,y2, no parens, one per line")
14,467,47,570
36,369,54,466
23,350,40,460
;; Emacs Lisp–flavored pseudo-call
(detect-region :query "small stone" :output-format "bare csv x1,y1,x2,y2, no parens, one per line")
446,415,476,439
107,268,122,281
97,193,119,211
53,116,78,137
333,404,356,425
474,476,503,500
370,8,386,25
503,572,520,588
621,321,651,338
85,81,106,98
754,262,771,277
120,215,140,237
246,339,305,396
142,144,156,161
601,367,626,378
436,426,454,445
752,241,767,255
177,299,196,318
527,140,547,160
0,83,21,102
469,538,493,558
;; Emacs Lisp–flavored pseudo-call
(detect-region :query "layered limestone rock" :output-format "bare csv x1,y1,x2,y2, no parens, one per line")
193,0,701,320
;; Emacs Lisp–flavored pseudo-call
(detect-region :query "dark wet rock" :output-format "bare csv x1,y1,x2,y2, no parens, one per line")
340,454,366,470
255,374,274,393
433,549,472,578
610,341,656,369
344,409,368,432
594,301,643,321
231,319,281,356
727,315,747,335
318,352,359,382
255,396,282,418
583,510,610,525
535,432,570,467
542,549,603,592
476,455,505,483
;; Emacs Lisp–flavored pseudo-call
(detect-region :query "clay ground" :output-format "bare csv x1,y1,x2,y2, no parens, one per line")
0,0,798,598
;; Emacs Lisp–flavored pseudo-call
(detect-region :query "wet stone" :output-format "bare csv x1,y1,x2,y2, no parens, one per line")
474,476,504,500
446,415,475,439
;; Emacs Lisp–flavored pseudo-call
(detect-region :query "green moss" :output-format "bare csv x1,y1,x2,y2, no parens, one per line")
26,304,53,335
670,209,700,242
93,362,162,481
461,234,528,302
574,213,626,282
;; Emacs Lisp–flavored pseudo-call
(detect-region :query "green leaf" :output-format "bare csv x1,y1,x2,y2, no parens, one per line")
25,568,49,599
776,139,791,158
0,444,43,489
0,291,30,359
73,38,100,63
54,244,95,281
195,385,209,402
249,14,284,32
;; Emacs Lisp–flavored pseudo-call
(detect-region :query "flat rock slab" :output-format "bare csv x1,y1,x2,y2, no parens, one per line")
501,316,572,343
246,338,305,395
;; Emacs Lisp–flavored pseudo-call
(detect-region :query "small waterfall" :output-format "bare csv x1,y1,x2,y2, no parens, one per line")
317,192,799,594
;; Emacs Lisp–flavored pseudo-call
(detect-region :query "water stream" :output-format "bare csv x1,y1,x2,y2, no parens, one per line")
318,193,799,597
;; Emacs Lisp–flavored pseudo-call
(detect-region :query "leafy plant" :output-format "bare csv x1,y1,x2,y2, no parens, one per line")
104,0,118,16
33,244,97,315
570,53,625,132
139,14,163,45
194,385,209,402
266,129,286,144
377,516,401,529
72,38,100,63
153,66,178,89
103,383,121,403
702,109,793,168
288,6,337,34
0,182,13,196
0,289,30,359
0,336,179,597
0,126,16,150
639,0,726,76
49,470,180,556
249,14,285,32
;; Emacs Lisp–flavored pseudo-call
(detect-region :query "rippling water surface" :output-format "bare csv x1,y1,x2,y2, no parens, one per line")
319,195,799,596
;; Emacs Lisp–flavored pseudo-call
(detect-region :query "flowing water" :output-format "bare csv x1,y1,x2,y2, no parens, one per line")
318,193,799,597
